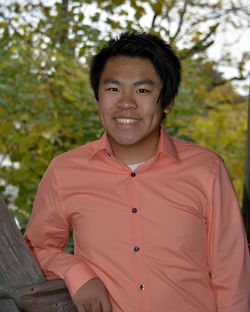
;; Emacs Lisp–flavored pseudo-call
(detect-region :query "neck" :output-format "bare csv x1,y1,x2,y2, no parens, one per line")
108,130,160,165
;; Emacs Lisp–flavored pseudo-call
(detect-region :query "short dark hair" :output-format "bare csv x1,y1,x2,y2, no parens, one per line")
90,32,181,108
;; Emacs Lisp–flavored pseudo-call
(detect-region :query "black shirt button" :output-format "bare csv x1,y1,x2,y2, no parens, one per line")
140,284,145,290
131,172,136,177
132,208,137,213
134,246,140,252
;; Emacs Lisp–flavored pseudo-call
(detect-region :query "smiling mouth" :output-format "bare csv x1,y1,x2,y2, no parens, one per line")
114,118,140,124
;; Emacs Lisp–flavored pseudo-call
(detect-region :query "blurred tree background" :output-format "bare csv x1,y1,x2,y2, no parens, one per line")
0,0,249,232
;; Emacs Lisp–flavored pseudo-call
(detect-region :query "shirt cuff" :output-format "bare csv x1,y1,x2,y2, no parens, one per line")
63,261,97,298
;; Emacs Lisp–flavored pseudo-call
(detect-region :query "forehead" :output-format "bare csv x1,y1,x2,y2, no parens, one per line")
100,56,160,80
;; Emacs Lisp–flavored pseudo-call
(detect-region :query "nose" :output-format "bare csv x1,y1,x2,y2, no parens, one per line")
116,92,137,110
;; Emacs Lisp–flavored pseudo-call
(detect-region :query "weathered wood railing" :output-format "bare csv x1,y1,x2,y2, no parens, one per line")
0,194,77,311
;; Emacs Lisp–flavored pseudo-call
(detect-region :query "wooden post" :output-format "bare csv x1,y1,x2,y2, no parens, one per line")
0,194,76,311
242,74,250,248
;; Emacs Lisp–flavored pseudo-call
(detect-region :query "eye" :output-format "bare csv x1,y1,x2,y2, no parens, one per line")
137,88,149,93
107,87,119,92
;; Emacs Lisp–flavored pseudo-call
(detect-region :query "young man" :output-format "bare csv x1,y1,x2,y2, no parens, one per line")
24,32,250,312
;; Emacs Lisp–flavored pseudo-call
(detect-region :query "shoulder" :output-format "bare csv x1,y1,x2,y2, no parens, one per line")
49,139,99,169
172,137,223,170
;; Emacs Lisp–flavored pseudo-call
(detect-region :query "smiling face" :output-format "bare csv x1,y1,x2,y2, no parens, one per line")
97,56,171,157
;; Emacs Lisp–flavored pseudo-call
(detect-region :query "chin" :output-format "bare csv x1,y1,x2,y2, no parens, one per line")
114,137,139,146
118,141,137,146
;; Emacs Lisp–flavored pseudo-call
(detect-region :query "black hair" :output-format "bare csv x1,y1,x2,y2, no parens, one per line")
90,31,181,109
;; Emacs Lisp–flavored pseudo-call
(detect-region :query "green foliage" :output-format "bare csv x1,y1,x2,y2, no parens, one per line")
164,58,247,201
0,22,101,230
0,0,248,232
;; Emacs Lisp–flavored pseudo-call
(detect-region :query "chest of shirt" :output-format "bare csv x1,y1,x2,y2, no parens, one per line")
57,160,209,264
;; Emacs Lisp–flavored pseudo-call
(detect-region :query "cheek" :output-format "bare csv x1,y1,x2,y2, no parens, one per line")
97,102,114,126
143,103,163,119
97,101,108,115
98,94,116,110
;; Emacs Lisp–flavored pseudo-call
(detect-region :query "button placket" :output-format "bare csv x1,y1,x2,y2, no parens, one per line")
140,284,146,290
128,169,148,309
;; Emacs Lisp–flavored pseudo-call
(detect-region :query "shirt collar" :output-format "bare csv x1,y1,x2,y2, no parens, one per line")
156,125,180,162
90,132,113,159
90,125,180,163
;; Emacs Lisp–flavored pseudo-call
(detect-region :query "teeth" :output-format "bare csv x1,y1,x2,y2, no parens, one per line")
115,118,139,124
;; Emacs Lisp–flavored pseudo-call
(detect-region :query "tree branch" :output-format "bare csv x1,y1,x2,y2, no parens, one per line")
58,0,69,45
170,0,188,44
181,22,219,58
151,13,158,30
213,75,246,87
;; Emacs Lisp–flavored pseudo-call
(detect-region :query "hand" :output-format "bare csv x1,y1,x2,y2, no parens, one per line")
73,277,112,312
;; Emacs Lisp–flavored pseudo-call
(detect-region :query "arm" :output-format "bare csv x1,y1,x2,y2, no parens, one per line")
207,160,250,311
24,160,97,298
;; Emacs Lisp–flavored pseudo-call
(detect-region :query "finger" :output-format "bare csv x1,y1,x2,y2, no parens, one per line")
91,301,102,312
82,302,91,312
81,306,86,312
101,296,112,312
75,303,86,312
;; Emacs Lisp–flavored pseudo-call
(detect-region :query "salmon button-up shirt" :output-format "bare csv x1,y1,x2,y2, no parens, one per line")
24,127,250,312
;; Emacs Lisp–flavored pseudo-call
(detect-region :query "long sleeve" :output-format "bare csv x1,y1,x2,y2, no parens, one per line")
24,160,97,298
23,130,250,311
207,159,250,311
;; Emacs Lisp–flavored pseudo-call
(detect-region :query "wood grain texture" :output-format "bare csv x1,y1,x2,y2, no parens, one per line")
18,280,77,312
0,194,77,311
0,195,45,286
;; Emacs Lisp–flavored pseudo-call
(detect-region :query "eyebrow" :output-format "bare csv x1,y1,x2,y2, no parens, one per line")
102,78,154,86
134,79,154,86
103,78,120,85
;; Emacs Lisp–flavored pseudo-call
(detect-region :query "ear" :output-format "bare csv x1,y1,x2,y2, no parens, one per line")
164,100,174,115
